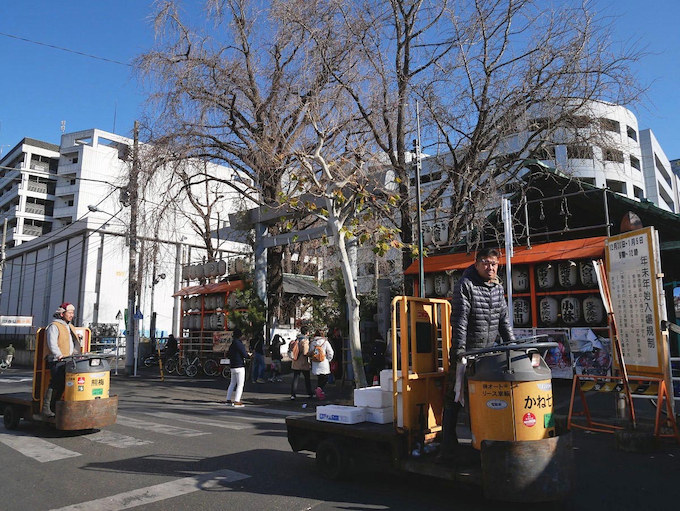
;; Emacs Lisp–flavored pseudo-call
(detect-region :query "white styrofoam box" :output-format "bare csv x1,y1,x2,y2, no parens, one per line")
354,387,393,408
317,405,366,424
379,369,403,392
363,406,394,424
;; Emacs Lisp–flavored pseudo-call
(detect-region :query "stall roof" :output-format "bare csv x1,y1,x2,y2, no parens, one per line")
172,280,245,297
283,274,328,297
404,236,606,275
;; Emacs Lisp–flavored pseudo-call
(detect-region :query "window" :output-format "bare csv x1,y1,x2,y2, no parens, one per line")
627,125,637,141
655,154,672,187
603,148,624,163
531,145,556,160
633,186,644,200
67,199,74,207
606,179,626,194
600,118,620,133
567,145,593,159
70,178,76,185
564,115,591,129
579,177,596,186
630,155,641,171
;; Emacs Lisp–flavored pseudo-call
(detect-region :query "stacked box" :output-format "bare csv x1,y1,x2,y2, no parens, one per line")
316,405,366,424
379,369,402,392
363,405,394,424
354,386,392,408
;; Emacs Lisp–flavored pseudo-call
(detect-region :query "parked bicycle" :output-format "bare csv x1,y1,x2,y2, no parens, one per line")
164,352,181,374
175,352,220,377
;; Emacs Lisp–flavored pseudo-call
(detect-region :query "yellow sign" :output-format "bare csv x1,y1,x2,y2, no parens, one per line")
605,226,667,377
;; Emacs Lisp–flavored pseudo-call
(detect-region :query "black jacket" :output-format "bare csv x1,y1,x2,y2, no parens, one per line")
451,264,515,361
227,338,249,368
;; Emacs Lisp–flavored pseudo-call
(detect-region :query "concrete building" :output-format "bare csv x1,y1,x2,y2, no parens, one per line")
0,129,252,341
0,138,60,248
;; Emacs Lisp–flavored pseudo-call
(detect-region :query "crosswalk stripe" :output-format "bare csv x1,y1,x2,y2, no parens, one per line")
144,411,253,430
50,468,250,510
115,414,208,437
84,430,153,448
0,431,80,462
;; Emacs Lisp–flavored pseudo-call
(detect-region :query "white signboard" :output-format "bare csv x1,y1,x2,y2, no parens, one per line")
605,227,665,375
0,316,33,327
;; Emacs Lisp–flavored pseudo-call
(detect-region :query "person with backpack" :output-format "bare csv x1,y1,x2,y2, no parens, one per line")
288,325,313,400
309,329,334,400
225,328,250,407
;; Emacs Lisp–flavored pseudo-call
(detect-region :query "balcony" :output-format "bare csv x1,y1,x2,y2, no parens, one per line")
25,182,49,194
52,205,75,219
24,203,47,216
22,225,43,237
55,183,79,196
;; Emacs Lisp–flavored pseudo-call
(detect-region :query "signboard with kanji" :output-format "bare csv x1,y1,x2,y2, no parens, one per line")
605,226,666,376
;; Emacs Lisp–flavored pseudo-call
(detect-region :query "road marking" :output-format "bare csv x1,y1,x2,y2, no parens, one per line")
0,377,33,383
227,405,305,418
84,430,153,448
50,468,250,510
116,415,208,437
144,411,253,430
0,431,80,462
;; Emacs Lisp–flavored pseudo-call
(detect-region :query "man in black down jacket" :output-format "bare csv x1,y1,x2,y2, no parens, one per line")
440,247,515,460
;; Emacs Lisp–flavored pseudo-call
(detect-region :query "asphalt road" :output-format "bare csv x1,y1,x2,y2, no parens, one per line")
1,367,679,510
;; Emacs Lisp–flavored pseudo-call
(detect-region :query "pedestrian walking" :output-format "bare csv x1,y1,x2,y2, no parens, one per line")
268,333,284,382
309,329,334,400
4,343,15,367
288,325,312,400
251,332,266,383
225,329,249,407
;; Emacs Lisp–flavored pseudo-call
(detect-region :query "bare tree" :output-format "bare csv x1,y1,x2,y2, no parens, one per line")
138,0,346,318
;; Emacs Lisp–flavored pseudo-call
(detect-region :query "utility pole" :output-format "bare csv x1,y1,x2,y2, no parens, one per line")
125,121,139,376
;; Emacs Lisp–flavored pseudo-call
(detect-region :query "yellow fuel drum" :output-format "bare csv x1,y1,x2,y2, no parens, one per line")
63,356,111,402
467,349,555,449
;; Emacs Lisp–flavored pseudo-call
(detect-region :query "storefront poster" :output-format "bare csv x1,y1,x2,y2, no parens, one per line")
535,328,573,379
570,327,612,376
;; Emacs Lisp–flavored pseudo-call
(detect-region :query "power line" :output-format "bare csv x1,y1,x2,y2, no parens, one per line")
0,31,133,67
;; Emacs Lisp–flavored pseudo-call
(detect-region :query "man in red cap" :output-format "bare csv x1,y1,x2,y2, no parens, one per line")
42,302,81,417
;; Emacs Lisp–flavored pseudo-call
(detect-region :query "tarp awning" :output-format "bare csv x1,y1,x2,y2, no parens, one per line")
404,236,606,274
282,274,328,297
172,280,245,297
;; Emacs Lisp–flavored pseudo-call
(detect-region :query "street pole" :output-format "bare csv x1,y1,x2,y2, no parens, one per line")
414,102,425,298
125,121,140,376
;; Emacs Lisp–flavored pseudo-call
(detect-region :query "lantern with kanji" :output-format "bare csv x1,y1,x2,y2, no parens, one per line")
513,298,531,326
511,266,530,292
583,295,605,325
579,261,598,288
560,296,581,325
558,261,578,288
434,273,449,296
539,297,559,325
536,263,555,289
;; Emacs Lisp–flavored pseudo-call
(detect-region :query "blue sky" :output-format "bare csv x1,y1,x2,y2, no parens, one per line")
1,1,679,160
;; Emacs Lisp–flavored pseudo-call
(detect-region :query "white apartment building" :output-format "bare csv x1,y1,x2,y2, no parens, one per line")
0,129,252,339
0,138,60,248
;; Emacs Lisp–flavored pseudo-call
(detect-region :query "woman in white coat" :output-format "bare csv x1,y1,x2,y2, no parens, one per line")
309,330,334,400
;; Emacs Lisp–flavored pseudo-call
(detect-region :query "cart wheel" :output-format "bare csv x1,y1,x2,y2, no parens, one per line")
185,364,198,378
3,405,20,430
221,366,231,379
316,439,348,480
204,359,219,377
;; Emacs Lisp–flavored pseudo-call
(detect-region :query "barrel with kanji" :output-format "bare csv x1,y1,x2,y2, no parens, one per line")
63,355,111,402
467,348,556,449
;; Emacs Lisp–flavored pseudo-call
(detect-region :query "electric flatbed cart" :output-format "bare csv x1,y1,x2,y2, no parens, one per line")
1,328,117,431
285,296,573,503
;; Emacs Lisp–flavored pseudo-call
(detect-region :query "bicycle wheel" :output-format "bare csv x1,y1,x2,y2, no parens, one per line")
177,361,187,376
204,358,219,377
221,366,231,379
165,358,177,374
186,364,198,378
143,356,155,368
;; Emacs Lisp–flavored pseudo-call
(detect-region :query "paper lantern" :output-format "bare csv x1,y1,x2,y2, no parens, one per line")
583,295,605,325
513,298,531,326
579,261,598,287
536,263,555,289
424,275,435,296
434,273,449,296
558,261,578,288
539,297,559,324
448,271,461,297
511,266,530,292
560,296,581,325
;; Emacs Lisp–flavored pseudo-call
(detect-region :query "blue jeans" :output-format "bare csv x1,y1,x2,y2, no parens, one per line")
252,353,265,381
